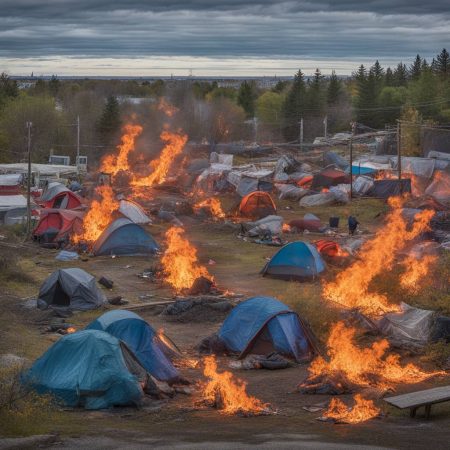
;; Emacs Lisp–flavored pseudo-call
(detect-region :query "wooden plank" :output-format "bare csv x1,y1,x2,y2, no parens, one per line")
384,386,450,409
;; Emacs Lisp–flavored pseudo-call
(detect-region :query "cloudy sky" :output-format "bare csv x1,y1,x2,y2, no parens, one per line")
0,1,448,76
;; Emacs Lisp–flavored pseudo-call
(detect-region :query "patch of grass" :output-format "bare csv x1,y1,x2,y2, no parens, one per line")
421,340,450,368
0,251,34,285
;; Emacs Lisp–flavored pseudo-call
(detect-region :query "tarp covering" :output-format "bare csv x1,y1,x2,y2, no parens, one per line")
218,296,316,362
245,215,283,236
370,179,411,198
0,195,27,211
276,184,309,201
353,176,374,195
391,157,436,179
38,268,105,310
262,241,326,280
0,173,23,186
24,330,144,409
324,152,349,171
376,303,435,346
119,200,151,224
299,192,336,207
93,218,159,256
312,168,350,189
350,166,377,175
239,191,276,219
424,170,450,207
0,163,77,177
87,310,179,382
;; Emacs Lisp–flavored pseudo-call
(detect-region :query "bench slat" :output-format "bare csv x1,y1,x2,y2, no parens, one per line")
384,386,450,409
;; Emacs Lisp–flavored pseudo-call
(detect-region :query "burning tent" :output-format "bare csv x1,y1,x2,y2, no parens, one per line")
261,241,326,281
213,296,318,362
86,310,180,383
311,168,351,189
39,182,83,209
33,209,84,244
37,268,105,311
24,330,146,409
239,191,276,219
370,178,411,198
92,218,159,256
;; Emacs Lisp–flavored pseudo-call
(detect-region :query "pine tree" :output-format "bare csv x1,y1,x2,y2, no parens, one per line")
410,54,422,80
98,96,121,139
48,75,60,97
327,70,341,105
393,63,408,87
306,68,325,114
421,58,429,71
237,81,257,118
385,67,394,87
435,48,449,77
370,60,384,97
282,69,306,141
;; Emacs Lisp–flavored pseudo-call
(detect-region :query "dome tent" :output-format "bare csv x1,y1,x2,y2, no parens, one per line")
87,310,180,383
218,296,318,362
38,268,105,310
261,241,325,281
239,191,276,219
33,209,84,244
39,182,83,209
24,330,146,409
92,217,159,256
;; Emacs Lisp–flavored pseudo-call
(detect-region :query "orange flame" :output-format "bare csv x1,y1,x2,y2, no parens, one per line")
308,322,443,390
194,198,225,219
73,185,119,244
132,130,188,188
66,327,76,334
400,254,438,293
158,98,179,117
202,356,268,415
322,197,434,315
282,223,292,232
323,394,380,424
100,124,142,177
161,226,212,292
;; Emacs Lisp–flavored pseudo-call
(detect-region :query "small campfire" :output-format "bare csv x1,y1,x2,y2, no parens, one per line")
193,198,225,220
201,356,270,416
298,321,444,394
321,394,381,424
161,226,214,293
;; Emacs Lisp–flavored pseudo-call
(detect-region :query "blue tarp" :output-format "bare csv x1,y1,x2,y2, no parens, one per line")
350,165,377,175
262,241,325,280
24,330,143,409
218,296,314,362
92,218,159,256
87,310,179,382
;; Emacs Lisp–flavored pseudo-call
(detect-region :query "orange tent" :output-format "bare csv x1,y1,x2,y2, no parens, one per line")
239,191,276,219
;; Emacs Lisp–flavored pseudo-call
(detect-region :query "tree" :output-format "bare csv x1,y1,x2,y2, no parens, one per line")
306,68,325,114
97,96,121,142
0,72,18,109
408,69,440,118
410,55,422,80
434,48,449,77
272,80,289,93
48,75,60,97
282,69,306,141
327,70,341,105
256,91,284,124
385,67,394,87
393,63,408,87
237,81,257,118
378,86,407,124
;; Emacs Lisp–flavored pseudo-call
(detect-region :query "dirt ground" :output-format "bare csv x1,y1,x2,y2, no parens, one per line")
0,196,449,449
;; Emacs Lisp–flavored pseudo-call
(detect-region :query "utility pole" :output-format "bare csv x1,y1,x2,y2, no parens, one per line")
323,115,328,138
76,115,80,174
253,117,258,143
299,117,304,151
26,122,32,237
349,137,353,200
397,120,402,192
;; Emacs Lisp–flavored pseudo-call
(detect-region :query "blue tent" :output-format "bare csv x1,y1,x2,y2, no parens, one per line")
261,241,325,280
92,217,159,256
87,310,180,382
24,330,145,409
218,296,317,362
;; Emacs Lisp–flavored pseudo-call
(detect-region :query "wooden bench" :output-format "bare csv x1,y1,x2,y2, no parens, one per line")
384,385,450,419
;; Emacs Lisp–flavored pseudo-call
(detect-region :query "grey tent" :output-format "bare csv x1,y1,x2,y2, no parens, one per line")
40,182,70,202
38,268,105,310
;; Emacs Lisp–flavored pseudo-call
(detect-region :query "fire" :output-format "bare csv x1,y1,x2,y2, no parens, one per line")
307,322,443,391
100,124,142,177
194,198,225,219
73,185,119,244
158,98,178,117
161,226,212,292
400,254,438,293
282,223,292,233
323,394,380,424
66,327,76,334
202,355,269,415
322,197,434,315
133,130,188,187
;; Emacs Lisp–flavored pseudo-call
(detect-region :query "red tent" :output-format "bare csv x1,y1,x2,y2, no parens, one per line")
33,209,84,243
314,240,348,257
311,168,350,189
41,191,83,209
239,191,276,219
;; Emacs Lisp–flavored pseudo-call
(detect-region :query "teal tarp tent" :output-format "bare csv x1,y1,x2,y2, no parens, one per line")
24,330,145,409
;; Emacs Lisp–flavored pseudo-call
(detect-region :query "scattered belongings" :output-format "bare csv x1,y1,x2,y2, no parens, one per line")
261,241,326,281
92,218,159,256
384,385,450,419
98,276,114,289
108,296,127,305
37,268,106,311
188,276,214,295
38,182,83,209
370,179,411,198
55,250,79,261
24,330,148,409
323,151,350,171
86,310,182,383
352,175,374,196
229,353,294,370
119,199,151,224
275,183,309,201
33,209,84,245
299,192,337,207
289,213,324,233
244,215,284,237
239,191,277,219
314,240,349,260
425,170,450,207
157,209,183,226
200,296,319,363
312,168,351,189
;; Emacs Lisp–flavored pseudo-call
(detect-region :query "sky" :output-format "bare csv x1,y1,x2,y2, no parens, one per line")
0,1,448,77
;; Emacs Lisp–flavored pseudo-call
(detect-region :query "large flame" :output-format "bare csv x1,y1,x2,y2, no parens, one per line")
72,185,119,244
202,355,268,415
132,130,188,187
161,226,212,292
194,198,225,219
400,254,438,293
323,394,380,424
100,124,142,177
322,197,434,315
308,322,443,390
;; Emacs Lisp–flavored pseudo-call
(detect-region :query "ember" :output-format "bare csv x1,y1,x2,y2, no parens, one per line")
161,226,213,292
73,185,119,245
282,223,292,233
202,355,269,415
158,98,179,117
194,198,225,219
323,197,434,315
400,254,438,293
323,394,380,424
303,322,443,392
66,327,76,334
100,124,142,178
